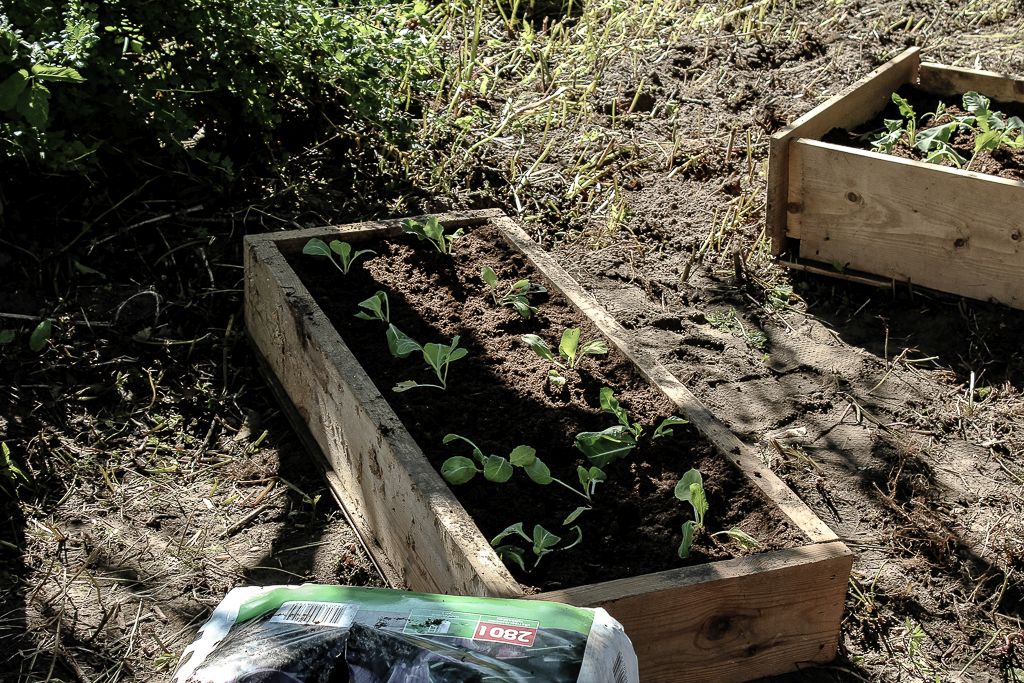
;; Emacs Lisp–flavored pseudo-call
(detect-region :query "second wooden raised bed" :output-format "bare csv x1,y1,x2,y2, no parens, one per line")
768,47,1024,309
244,209,852,682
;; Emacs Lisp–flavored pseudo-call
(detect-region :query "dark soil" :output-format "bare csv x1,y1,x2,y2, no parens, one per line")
824,83,1024,180
286,224,804,591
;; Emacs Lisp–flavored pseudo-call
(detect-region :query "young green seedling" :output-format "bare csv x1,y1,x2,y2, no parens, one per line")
354,291,390,323
440,435,604,523
963,91,1024,167
871,93,967,166
480,265,547,319
674,468,759,559
393,335,468,392
490,522,583,571
400,216,464,255
522,328,607,386
575,387,688,468
302,238,375,274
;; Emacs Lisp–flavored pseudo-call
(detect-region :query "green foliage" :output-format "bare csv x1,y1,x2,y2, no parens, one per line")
0,442,29,497
400,216,464,255
354,291,390,323
1,0,436,189
574,387,687,467
303,238,375,275
490,521,582,571
28,319,52,352
521,328,606,386
674,468,758,559
480,265,546,319
393,335,468,391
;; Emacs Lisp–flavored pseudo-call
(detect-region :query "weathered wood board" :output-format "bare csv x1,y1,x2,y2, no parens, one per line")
245,209,853,682
768,47,1024,310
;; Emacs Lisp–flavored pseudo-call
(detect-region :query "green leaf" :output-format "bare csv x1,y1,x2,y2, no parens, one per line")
559,328,581,364
892,92,915,120
509,445,536,467
578,339,608,358
441,456,478,484
720,528,760,549
330,240,352,263
523,457,552,485
678,520,697,559
547,369,566,386
386,324,421,358
508,299,533,319
30,64,85,83
355,291,388,323
599,387,631,428
495,544,527,572
392,380,421,392
653,416,689,439
963,91,990,115
563,506,589,525
574,426,637,467
481,266,498,288
675,468,709,526
302,237,332,258
483,455,513,483
491,522,530,546
0,330,15,345
0,69,29,111
913,121,958,153
16,81,49,129
975,129,1003,154
532,525,560,555
29,319,52,352
521,334,555,363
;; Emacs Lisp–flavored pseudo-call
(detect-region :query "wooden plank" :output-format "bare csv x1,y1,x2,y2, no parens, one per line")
245,236,522,598
767,47,920,254
920,62,1024,103
789,138,1024,309
493,215,840,544
535,542,853,683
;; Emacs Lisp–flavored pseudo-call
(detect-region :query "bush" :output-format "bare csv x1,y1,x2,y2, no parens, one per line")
0,0,435,198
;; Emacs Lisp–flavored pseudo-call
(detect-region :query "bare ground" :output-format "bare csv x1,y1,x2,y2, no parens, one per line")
3,0,1024,681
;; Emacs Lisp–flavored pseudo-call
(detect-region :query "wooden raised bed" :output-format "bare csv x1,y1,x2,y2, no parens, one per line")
244,209,852,682
767,46,1024,309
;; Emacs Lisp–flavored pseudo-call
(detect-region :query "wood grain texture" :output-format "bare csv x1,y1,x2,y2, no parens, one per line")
767,47,920,253
789,138,1024,309
535,542,853,683
920,62,1024,103
245,210,853,682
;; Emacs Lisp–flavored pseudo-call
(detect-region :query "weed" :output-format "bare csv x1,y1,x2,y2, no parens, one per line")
401,216,464,254
302,238,375,275
480,265,546,319
0,442,28,497
706,308,767,351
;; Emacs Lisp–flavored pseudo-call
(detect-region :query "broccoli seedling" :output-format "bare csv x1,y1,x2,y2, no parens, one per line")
354,291,389,323
400,216,464,255
393,335,468,392
963,91,1024,167
480,265,547,319
522,328,607,386
302,238,375,274
674,468,759,559
440,435,604,517
490,522,583,571
575,387,688,467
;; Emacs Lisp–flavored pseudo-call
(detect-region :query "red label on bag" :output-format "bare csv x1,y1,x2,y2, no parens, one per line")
473,621,538,647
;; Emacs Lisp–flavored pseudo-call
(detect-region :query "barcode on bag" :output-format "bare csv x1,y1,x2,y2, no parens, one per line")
269,601,353,628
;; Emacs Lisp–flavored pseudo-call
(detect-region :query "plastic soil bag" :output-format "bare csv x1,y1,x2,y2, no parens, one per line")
174,585,639,683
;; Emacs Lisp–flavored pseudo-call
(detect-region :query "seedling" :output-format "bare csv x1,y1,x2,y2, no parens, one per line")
354,291,390,323
522,328,607,386
302,238,375,274
674,468,759,559
490,521,583,571
393,335,468,392
0,442,28,497
480,265,546,319
400,216,464,255
440,434,604,522
870,93,967,166
575,387,688,467
963,91,1024,167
